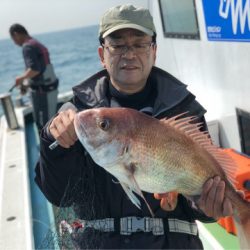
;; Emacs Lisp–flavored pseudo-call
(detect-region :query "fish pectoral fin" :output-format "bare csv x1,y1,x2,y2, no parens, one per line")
120,182,141,209
122,163,155,217
129,174,155,217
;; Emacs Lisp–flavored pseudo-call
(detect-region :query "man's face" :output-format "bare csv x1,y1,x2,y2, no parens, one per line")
98,29,157,93
10,33,23,46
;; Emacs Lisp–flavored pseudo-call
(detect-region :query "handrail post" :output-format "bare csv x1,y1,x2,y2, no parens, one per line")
0,93,19,129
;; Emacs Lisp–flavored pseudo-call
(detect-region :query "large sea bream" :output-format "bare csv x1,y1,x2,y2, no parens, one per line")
74,107,250,249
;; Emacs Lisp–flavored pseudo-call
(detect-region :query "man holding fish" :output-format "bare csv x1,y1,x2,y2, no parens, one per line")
35,4,241,249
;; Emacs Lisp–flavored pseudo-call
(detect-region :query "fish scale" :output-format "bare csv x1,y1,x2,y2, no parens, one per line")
130,122,210,194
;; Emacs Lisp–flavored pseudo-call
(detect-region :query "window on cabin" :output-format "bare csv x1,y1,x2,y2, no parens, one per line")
236,108,250,156
159,0,200,39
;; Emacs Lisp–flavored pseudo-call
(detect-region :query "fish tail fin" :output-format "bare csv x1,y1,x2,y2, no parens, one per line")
234,205,250,249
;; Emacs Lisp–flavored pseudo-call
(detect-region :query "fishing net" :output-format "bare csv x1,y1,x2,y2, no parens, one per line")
36,167,109,249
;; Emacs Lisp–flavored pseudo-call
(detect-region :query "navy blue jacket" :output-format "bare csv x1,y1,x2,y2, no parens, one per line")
35,67,214,249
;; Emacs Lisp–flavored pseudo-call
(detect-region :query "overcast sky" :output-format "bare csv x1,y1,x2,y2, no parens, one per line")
0,0,148,39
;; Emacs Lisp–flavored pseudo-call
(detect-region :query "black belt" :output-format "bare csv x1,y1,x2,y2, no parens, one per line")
30,79,58,92
59,217,198,236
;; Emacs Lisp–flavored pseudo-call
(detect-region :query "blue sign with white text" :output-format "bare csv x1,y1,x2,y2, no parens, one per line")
202,0,250,41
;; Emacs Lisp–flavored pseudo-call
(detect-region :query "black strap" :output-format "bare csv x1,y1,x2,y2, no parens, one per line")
114,218,120,232
30,79,58,92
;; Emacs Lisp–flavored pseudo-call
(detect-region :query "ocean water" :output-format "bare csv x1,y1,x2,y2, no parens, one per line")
0,25,101,116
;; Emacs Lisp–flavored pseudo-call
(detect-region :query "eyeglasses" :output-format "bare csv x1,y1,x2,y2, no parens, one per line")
102,42,155,55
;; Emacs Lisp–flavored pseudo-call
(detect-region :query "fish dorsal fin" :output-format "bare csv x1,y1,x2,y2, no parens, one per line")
161,113,238,187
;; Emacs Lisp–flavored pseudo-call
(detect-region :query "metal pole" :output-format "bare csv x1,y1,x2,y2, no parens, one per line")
0,93,19,129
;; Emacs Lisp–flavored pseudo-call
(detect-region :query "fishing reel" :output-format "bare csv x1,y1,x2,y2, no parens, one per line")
19,79,30,95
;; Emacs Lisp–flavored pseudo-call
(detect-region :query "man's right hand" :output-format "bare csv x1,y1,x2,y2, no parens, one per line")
49,109,78,148
15,76,24,86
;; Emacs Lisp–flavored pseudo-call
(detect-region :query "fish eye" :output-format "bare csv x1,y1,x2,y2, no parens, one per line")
98,119,110,131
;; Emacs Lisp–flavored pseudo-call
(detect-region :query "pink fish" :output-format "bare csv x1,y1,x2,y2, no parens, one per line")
74,107,250,249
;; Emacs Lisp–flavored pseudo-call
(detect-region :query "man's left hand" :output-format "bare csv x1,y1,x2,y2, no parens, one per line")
154,176,234,220
197,176,233,219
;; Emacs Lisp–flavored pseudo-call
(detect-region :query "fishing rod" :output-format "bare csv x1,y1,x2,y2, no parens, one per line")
8,82,28,95
8,83,16,92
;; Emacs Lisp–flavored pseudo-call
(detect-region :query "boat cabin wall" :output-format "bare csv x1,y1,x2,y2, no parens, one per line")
150,0,250,150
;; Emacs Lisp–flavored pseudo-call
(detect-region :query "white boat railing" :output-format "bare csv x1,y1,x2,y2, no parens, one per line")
0,106,34,250
197,221,224,250
0,91,73,249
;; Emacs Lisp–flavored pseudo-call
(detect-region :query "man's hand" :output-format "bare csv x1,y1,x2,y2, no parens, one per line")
49,109,78,148
15,76,24,86
154,192,179,211
15,69,39,87
154,176,234,219
197,176,233,219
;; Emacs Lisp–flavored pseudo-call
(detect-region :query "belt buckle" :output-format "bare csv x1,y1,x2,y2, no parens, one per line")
131,217,146,233
120,217,165,235
120,217,147,235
